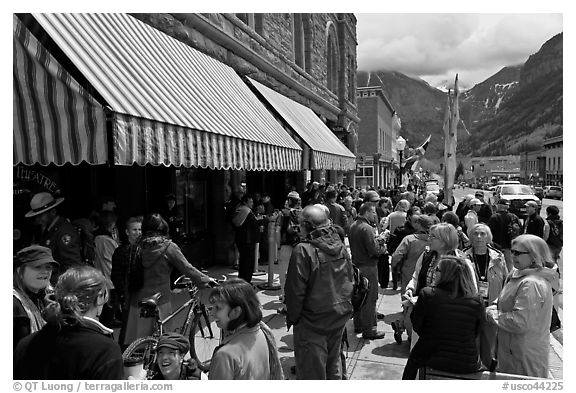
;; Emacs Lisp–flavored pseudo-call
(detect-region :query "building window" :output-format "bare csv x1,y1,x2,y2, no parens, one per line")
293,14,312,73
236,13,249,25
254,14,264,35
326,22,339,94
348,55,355,102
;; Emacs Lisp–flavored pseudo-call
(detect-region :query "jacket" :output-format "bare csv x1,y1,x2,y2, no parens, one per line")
38,216,82,274
14,317,123,379
233,205,260,244
124,237,210,344
13,288,48,349
524,214,545,238
487,211,519,249
93,227,118,285
285,226,353,333
209,322,283,380
463,245,508,303
348,217,379,267
492,266,558,378
410,286,485,374
325,201,348,229
391,233,430,293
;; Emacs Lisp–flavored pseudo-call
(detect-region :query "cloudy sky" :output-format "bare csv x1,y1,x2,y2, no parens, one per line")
356,13,563,90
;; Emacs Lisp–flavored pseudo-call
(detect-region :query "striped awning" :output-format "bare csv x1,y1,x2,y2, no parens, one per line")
32,13,302,171
13,15,107,166
248,78,356,171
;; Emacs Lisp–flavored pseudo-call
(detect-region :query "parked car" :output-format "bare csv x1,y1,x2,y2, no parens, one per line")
533,186,544,200
493,184,541,220
543,186,563,200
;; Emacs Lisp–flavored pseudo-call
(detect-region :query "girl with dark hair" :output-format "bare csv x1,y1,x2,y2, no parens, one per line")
402,256,485,379
14,266,123,379
208,278,283,380
124,213,214,345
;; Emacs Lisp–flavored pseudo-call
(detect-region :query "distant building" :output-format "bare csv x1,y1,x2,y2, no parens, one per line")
543,135,562,186
466,155,521,182
356,85,400,188
520,149,546,185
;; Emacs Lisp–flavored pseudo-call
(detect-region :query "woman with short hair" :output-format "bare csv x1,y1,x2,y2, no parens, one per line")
486,234,558,378
14,266,123,379
464,223,507,367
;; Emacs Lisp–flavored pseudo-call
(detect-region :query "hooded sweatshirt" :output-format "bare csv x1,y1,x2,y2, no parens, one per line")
285,226,354,333
493,266,558,378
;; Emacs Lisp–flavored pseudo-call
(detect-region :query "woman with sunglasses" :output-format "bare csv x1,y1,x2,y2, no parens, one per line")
402,256,485,379
404,223,476,348
463,223,508,368
486,234,558,378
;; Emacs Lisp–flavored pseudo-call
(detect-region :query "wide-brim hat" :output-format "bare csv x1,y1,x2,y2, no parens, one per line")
25,192,64,217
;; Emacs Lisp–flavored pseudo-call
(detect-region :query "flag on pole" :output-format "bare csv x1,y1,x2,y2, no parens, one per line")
443,75,459,205
415,135,431,156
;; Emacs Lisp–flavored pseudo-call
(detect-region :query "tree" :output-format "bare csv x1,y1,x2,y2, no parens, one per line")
455,161,465,182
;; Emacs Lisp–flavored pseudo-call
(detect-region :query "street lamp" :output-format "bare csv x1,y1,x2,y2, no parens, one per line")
396,136,406,187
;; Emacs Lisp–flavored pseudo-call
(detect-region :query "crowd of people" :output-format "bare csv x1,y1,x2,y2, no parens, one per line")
13,180,562,380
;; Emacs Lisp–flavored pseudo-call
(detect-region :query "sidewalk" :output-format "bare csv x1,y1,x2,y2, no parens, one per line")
204,264,563,380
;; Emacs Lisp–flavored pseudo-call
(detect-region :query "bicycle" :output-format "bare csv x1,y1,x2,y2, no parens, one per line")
122,275,225,378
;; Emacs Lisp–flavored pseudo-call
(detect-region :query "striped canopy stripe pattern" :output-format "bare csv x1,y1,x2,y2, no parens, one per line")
248,77,356,171
13,15,107,166
33,13,302,171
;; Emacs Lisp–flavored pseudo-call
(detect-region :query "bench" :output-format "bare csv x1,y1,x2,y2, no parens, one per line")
419,367,544,380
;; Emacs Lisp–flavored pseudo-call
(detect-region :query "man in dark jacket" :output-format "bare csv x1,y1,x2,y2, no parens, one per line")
285,205,353,380
232,195,261,284
25,192,82,284
475,191,493,223
348,203,386,340
524,201,545,238
487,200,519,272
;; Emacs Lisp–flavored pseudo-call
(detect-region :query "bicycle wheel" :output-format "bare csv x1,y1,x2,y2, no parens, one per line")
122,336,158,376
189,316,221,372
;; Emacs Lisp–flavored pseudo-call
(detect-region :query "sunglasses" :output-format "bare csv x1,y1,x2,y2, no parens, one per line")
511,249,530,256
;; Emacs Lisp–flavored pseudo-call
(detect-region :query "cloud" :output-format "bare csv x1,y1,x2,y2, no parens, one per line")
356,13,563,87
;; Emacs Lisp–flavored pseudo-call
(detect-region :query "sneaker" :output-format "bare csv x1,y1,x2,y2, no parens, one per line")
362,330,386,340
391,321,402,344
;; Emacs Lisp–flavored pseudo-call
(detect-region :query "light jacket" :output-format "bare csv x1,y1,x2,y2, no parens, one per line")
464,245,508,303
492,266,558,378
209,322,283,380
391,233,430,293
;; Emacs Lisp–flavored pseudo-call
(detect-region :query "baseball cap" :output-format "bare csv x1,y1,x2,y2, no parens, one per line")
524,200,539,208
155,333,190,353
14,245,59,270
475,191,484,197
470,198,483,205
364,190,380,203
497,199,510,206
287,191,301,200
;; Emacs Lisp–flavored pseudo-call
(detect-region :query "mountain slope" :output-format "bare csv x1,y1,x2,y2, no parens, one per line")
357,70,447,158
459,33,563,156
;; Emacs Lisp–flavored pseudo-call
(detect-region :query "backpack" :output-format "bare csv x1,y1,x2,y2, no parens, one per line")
351,264,370,313
506,214,522,241
546,219,563,248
